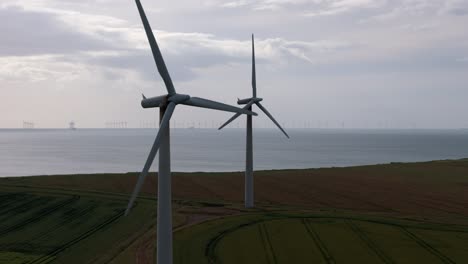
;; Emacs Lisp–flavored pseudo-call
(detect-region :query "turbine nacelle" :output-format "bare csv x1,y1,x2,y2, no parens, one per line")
237,97,263,105
168,93,191,104
220,34,289,139
141,95,167,108
141,93,191,108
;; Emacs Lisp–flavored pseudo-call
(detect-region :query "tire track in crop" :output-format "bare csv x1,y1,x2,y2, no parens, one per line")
205,219,264,263
203,215,468,264
0,202,98,255
258,222,278,264
399,227,456,264
30,202,99,243
0,196,79,237
0,193,28,208
0,195,47,218
345,219,395,264
301,219,335,264
29,209,125,264
0,196,31,215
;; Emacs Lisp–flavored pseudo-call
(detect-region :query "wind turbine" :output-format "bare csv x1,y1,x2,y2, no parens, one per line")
125,1,257,264
219,34,289,208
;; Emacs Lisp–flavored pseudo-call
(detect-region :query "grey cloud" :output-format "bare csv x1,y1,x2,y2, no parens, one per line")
90,35,349,82
3,1,466,85
211,0,386,16
86,51,198,82
2,0,468,129
77,45,254,82
447,7,468,16
442,0,468,16
0,6,111,56
1,3,348,82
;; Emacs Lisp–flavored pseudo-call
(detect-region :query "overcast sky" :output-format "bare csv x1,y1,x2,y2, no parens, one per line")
1,0,467,129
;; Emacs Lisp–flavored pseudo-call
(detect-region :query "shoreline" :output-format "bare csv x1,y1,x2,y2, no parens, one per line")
2,127,468,131
2,158,468,178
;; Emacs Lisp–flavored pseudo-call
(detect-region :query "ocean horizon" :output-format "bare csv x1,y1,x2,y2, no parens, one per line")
2,128,468,177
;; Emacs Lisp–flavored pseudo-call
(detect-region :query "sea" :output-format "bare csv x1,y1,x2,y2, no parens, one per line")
1,128,468,177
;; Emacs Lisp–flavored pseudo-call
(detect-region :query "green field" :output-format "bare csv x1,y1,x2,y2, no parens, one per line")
174,213,468,264
0,184,160,264
1,159,467,263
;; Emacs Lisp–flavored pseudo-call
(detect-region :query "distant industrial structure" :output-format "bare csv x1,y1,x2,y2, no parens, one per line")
22,121,35,129
69,121,76,130
105,121,128,128
139,121,158,128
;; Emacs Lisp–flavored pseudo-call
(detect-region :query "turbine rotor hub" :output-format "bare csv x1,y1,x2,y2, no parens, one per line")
237,97,263,105
168,93,190,104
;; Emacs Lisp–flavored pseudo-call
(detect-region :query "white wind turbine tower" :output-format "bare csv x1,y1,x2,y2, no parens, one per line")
219,34,289,208
125,1,257,264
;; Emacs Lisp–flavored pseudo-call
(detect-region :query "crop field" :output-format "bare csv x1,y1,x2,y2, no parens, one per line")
0,183,239,264
174,213,468,264
0,159,467,263
0,184,161,264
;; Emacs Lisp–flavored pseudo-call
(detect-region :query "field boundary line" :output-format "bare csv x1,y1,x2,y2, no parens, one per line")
345,219,395,264
310,185,395,213
302,218,335,264
0,183,141,201
409,200,468,219
173,212,245,233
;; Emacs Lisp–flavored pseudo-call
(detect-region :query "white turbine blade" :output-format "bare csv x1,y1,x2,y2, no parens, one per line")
182,97,257,116
219,100,255,130
255,102,289,138
135,0,176,95
251,34,256,98
125,102,176,215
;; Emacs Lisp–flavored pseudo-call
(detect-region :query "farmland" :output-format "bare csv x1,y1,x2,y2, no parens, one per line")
1,159,468,263
175,213,468,264
0,184,158,264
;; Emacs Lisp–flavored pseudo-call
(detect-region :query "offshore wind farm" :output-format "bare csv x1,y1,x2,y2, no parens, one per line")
1,0,468,263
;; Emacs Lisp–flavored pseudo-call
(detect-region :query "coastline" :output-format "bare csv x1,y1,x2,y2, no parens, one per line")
2,157,468,178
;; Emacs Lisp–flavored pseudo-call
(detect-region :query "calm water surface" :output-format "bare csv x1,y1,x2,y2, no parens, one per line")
1,128,468,176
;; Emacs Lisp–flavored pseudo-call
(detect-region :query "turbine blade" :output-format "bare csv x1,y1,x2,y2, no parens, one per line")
219,100,255,130
255,102,289,138
125,102,176,215
135,0,176,95
251,34,256,98
182,97,257,116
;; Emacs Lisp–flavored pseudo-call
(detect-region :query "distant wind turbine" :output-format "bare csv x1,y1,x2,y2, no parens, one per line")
125,1,257,264
219,34,289,208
